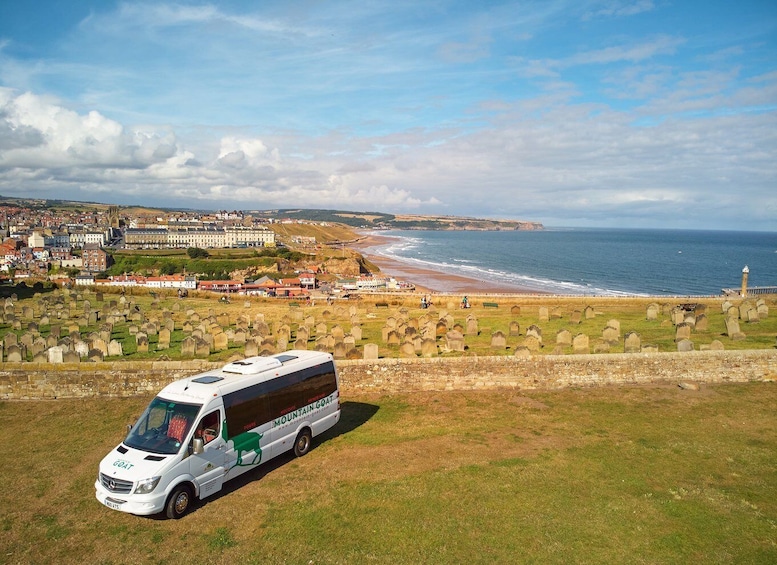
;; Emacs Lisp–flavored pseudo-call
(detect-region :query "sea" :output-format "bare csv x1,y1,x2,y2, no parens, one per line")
362,228,777,296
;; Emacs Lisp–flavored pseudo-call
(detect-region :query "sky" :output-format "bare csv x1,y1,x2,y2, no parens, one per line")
0,1,775,230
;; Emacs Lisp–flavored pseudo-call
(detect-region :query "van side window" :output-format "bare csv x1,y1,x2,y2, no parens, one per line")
196,411,221,445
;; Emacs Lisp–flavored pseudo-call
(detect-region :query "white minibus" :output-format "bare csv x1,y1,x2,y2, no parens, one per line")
95,350,340,519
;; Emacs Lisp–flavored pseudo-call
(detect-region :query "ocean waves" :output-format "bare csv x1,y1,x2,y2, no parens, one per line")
362,228,777,296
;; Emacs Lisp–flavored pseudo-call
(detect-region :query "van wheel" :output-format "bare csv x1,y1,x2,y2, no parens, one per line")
165,484,193,519
293,429,312,457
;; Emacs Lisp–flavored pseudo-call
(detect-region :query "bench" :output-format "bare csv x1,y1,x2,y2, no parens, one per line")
375,302,390,308
289,302,300,308
482,302,499,308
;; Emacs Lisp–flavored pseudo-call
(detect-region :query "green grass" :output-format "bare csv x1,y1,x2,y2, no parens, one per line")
1,383,775,564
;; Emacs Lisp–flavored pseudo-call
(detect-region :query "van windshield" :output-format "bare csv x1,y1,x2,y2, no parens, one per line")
123,397,202,455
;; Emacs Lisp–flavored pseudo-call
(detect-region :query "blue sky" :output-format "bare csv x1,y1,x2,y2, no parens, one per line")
0,1,775,230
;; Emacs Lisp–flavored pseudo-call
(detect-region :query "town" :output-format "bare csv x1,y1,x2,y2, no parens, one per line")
0,198,412,297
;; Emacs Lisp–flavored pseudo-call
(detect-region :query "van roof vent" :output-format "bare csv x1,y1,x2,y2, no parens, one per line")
275,354,299,363
192,375,223,384
222,356,282,375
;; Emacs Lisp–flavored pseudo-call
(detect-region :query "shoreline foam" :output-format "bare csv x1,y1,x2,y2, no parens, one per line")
348,232,549,295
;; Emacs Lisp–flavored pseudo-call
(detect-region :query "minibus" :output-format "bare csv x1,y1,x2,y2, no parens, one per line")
95,350,340,518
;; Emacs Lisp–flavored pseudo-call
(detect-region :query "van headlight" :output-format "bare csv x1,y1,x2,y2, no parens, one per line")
134,476,161,494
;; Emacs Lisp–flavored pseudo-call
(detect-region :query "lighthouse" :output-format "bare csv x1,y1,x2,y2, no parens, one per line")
741,265,749,297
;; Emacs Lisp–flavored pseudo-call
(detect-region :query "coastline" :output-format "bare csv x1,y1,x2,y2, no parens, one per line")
348,232,548,295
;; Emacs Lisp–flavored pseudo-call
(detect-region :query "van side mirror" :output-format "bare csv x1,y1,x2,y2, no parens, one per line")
192,438,204,455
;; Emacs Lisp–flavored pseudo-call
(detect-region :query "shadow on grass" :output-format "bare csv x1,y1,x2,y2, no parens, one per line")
151,401,379,520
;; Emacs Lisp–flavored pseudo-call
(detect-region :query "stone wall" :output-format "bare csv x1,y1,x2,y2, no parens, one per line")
1,350,775,400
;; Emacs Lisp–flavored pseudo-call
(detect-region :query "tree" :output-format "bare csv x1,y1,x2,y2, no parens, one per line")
187,247,209,259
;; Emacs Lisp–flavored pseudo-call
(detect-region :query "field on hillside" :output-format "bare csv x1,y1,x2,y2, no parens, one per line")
1,383,775,564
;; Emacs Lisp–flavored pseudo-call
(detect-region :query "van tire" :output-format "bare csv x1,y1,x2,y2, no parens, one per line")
165,484,193,519
293,428,312,457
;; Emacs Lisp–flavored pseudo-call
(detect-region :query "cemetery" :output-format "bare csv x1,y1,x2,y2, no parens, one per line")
0,286,773,365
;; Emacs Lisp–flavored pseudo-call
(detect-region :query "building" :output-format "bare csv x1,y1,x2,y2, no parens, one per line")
82,244,110,272
124,226,275,249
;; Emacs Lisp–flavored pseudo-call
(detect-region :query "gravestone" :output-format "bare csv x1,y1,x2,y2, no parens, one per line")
6,344,23,362
331,325,345,340
551,307,563,320
624,332,641,353
108,340,123,357
556,329,572,347
514,346,531,357
695,314,708,331
363,343,379,360
509,321,521,337
333,342,347,359
572,333,589,354
244,339,259,358
675,323,691,343
294,337,308,350
594,340,610,353
420,338,437,357
522,335,541,353
526,325,543,345
510,305,521,316
351,325,362,341
47,346,64,364
445,331,465,352
135,333,149,353
399,341,416,358
677,339,694,352
671,308,685,325
584,306,595,319
725,318,746,340
538,307,549,322
88,349,104,362
32,337,47,357
466,317,479,336
75,340,90,358
63,350,80,363
91,338,108,356
181,336,197,357
570,310,582,325
386,330,401,346
490,331,507,349
602,326,619,345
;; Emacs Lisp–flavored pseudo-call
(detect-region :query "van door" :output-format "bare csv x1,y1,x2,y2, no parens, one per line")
189,409,227,499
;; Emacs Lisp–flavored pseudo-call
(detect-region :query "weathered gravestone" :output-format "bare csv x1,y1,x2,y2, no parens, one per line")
677,339,694,352
556,329,572,347
420,338,437,357
491,331,507,349
445,331,465,352
572,333,589,354
624,332,641,353
675,323,691,343
363,343,379,360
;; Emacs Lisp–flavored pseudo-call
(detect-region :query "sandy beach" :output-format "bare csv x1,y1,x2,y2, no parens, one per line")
349,232,547,295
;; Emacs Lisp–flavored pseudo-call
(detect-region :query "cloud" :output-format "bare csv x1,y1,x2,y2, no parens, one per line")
585,0,656,19
567,35,685,66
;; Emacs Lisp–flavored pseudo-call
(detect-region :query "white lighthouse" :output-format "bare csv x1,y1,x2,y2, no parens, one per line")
740,265,749,297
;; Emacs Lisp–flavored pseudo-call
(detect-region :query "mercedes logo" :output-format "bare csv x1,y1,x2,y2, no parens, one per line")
109,479,116,490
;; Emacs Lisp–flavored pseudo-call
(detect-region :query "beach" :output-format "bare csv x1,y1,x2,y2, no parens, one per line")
349,232,546,295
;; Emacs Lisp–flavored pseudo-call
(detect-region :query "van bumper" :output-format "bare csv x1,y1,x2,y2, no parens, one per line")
95,481,166,516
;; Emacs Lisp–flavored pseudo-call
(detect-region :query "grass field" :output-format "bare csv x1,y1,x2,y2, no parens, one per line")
1,382,775,564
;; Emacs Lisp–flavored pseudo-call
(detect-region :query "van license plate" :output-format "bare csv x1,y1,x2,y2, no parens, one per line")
104,500,122,510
